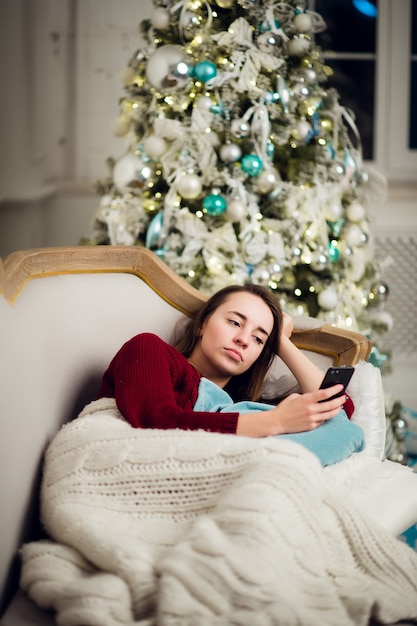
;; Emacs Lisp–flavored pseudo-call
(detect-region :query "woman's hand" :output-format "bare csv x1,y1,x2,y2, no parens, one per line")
236,384,345,437
267,385,345,435
280,312,293,341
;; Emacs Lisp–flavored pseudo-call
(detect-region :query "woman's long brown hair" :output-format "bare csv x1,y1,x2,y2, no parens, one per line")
175,284,283,402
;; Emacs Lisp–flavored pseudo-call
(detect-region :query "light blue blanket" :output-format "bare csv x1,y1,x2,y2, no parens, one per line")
194,378,365,467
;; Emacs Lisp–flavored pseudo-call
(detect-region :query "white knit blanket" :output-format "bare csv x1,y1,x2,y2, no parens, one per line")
20,398,417,626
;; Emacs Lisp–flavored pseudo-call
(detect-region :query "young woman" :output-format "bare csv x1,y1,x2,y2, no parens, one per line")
98,284,353,439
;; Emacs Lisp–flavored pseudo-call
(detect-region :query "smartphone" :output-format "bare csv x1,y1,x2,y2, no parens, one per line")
319,366,354,401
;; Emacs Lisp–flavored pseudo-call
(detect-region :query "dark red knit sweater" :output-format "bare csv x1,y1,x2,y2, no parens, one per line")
98,332,239,432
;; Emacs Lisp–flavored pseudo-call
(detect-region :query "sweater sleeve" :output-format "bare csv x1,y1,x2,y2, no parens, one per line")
98,333,239,433
343,395,355,419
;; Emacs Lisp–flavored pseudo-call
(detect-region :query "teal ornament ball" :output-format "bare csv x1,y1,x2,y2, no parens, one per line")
203,193,227,215
193,61,217,83
145,212,163,249
241,154,264,177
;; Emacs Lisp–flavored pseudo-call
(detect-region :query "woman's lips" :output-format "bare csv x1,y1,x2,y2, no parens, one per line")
225,348,243,362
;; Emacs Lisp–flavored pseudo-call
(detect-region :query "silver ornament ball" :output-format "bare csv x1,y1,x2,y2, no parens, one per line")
257,168,280,194
219,142,242,163
226,199,246,222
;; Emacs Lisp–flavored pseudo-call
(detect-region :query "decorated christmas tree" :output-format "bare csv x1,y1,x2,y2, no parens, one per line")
84,0,407,460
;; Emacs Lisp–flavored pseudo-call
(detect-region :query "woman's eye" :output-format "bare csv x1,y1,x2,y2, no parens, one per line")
254,336,264,345
228,318,240,327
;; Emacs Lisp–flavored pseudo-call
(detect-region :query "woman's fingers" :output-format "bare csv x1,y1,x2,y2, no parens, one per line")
315,384,344,404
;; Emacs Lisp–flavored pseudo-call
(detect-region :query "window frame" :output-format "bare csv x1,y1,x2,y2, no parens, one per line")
312,0,417,183
375,0,417,181
376,0,417,180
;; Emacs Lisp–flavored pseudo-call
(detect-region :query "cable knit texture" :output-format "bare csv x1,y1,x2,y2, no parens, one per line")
20,398,417,626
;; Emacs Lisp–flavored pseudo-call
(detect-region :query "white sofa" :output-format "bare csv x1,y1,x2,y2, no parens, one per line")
1,246,416,624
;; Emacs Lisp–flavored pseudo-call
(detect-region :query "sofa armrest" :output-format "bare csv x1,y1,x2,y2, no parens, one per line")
292,324,372,366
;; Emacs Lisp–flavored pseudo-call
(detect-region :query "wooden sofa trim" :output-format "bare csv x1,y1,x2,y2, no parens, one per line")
0,246,205,314
0,246,371,366
292,325,371,366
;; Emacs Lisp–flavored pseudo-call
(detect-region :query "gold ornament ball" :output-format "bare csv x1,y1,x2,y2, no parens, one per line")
142,193,163,213
215,0,234,7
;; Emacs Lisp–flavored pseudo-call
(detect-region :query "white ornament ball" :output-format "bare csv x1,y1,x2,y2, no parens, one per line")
287,36,311,56
346,201,366,222
151,7,171,30
226,199,246,222
176,173,203,199
219,142,242,163
144,135,167,158
113,153,144,194
146,45,190,91
293,12,313,33
346,223,363,247
317,286,339,311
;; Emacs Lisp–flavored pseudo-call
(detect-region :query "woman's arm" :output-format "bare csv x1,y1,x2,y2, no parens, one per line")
236,385,346,437
277,313,325,393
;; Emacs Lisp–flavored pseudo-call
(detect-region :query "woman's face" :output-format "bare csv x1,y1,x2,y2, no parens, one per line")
188,291,274,387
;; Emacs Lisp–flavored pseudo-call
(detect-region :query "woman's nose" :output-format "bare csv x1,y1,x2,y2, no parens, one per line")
234,333,248,348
